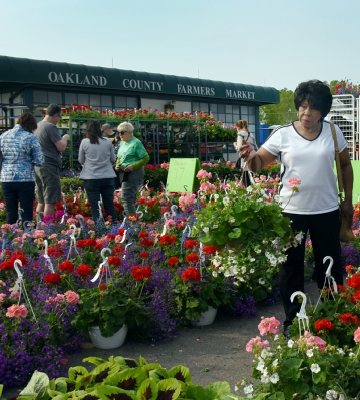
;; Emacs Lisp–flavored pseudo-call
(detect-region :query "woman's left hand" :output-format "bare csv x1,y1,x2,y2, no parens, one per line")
124,164,133,172
341,199,354,229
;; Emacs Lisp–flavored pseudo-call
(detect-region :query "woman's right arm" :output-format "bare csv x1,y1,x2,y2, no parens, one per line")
240,144,276,173
78,140,85,165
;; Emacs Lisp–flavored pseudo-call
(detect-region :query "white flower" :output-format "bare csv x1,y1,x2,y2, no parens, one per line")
255,249,261,254
213,224,218,229
250,269,255,273
326,390,339,400
260,373,270,383
212,271,218,277
349,352,355,357
243,384,254,394
269,373,279,384
241,267,247,274
230,218,235,223
256,198,263,202
214,194,219,200
203,227,209,233
306,349,313,358
272,358,279,366
256,359,266,372
337,348,345,356
259,278,265,285
287,339,294,348
311,363,320,373
250,258,255,262
234,385,238,392
261,349,269,358
295,232,304,242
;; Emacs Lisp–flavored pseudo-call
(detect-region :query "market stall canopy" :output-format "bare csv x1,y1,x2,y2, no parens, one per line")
0,55,279,105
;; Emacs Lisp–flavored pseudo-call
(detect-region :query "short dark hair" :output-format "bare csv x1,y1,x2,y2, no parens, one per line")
46,103,62,117
86,120,104,144
294,80,332,121
17,112,37,133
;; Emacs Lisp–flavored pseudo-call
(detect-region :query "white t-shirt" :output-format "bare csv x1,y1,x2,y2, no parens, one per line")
262,121,347,215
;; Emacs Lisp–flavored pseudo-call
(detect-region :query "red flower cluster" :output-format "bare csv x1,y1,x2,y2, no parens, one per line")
339,313,359,325
118,229,125,236
345,265,355,274
167,257,180,268
186,253,199,264
182,267,201,282
76,264,92,277
47,247,63,257
44,273,62,285
0,260,14,270
140,238,154,247
9,250,28,266
59,261,74,273
140,252,149,258
130,265,152,281
351,290,360,304
203,245,221,255
108,256,121,266
112,246,124,255
107,234,115,240
138,231,149,238
99,284,106,290
159,235,177,246
314,319,334,331
184,239,199,249
77,239,97,248
147,200,159,208
347,273,360,290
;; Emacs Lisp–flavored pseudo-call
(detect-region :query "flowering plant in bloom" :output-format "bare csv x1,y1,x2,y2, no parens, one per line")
292,265,360,348
238,316,360,399
194,178,303,300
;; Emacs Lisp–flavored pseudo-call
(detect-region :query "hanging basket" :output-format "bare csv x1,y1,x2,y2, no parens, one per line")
197,306,218,326
89,325,128,349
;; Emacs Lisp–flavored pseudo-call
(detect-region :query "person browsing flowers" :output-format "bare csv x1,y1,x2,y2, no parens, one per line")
239,80,353,338
115,122,149,215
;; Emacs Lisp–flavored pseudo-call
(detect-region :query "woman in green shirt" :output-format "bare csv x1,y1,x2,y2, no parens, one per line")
115,122,149,215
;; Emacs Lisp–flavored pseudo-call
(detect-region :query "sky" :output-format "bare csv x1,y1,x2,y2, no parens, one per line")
1,0,360,92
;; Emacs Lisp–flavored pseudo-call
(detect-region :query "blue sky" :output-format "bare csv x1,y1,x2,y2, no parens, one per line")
1,0,359,91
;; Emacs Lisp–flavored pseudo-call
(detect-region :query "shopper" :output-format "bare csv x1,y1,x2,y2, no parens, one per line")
0,112,44,225
34,104,70,216
234,120,258,187
78,120,118,223
101,123,116,142
115,122,149,215
240,80,353,337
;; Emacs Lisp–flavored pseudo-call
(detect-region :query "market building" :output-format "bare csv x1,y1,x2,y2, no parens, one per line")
0,55,279,141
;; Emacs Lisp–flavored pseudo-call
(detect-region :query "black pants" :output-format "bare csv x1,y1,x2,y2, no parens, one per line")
83,178,117,223
280,210,343,328
2,181,35,224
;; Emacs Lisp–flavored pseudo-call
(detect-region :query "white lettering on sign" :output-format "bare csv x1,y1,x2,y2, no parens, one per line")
122,79,164,91
177,84,215,96
225,89,255,100
48,72,107,86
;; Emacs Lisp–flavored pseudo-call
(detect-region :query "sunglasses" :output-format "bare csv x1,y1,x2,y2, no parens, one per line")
119,131,127,135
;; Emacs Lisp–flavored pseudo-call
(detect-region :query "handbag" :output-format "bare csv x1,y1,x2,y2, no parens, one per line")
330,122,354,242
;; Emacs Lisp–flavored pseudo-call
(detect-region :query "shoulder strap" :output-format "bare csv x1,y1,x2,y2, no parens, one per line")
330,122,344,195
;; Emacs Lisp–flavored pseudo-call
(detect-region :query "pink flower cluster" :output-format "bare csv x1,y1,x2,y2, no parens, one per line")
6,304,28,318
200,182,216,194
46,291,79,305
354,327,360,343
297,331,326,352
196,169,212,179
0,293,6,302
33,230,46,238
179,193,197,211
246,336,269,352
258,316,280,336
289,178,301,190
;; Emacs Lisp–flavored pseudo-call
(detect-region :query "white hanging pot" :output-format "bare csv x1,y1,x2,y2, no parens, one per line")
80,123,87,129
72,122,78,128
197,306,218,326
89,325,128,349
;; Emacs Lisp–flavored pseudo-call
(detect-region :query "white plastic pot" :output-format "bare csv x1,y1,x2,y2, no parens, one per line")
89,325,128,349
197,306,218,326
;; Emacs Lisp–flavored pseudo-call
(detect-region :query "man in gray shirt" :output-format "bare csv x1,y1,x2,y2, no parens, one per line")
34,104,70,216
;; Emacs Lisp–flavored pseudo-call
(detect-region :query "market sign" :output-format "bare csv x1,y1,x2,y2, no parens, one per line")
166,158,200,193
0,55,279,104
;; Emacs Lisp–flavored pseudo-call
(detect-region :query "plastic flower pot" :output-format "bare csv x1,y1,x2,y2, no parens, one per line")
89,325,128,349
197,306,218,326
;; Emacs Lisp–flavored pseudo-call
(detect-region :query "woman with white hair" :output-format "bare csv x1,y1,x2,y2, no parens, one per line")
115,122,149,214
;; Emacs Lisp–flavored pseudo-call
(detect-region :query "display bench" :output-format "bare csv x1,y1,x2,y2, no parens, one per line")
59,117,236,169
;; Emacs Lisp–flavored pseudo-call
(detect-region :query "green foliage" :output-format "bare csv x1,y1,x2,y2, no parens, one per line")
20,356,238,400
260,88,297,125
59,176,84,193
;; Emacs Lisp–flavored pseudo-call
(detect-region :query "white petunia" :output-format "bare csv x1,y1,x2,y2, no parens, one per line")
260,373,270,383
256,249,261,254
241,267,247,274
259,278,265,285
310,363,320,373
269,373,279,384
250,258,256,262
337,348,345,356
306,349,313,358
230,218,235,223
325,390,338,400
261,349,269,358
243,384,254,394
349,352,355,357
250,269,255,273
256,359,266,372
287,339,294,348
203,227,209,233
234,385,238,392
272,358,279,366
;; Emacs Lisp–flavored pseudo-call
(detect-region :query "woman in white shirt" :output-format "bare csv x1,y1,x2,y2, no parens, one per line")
240,80,353,337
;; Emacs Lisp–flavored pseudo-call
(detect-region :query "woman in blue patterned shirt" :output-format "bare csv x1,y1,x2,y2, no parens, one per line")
0,113,44,225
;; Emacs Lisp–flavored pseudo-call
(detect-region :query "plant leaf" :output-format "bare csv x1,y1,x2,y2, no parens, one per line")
136,378,158,400
20,371,50,400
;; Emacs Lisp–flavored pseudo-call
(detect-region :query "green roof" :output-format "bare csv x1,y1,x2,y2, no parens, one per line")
0,55,279,104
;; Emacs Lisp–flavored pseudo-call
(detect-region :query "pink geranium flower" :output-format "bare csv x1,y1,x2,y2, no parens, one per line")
65,290,80,304
246,336,269,352
6,304,28,318
354,327,360,343
258,316,280,336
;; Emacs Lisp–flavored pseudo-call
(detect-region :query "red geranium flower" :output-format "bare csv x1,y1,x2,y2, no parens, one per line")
167,257,180,268
140,238,154,247
138,231,149,238
108,256,121,266
107,234,115,240
203,245,221,255
184,239,199,249
339,313,360,325
0,260,14,270
140,252,149,258
130,265,152,281
347,273,360,290
159,235,177,246
117,229,125,236
186,253,199,264
112,246,124,255
76,265,92,277
314,319,334,331
44,273,62,285
99,284,106,290
182,267,201,282
59,261,74,273
47,247,63,257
